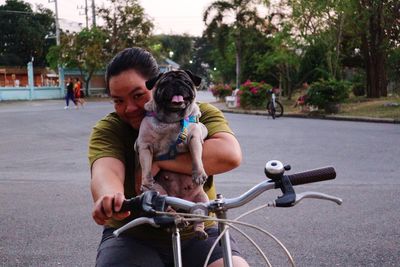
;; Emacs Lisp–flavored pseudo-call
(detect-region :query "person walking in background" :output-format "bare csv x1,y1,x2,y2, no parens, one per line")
64,77,76,110
74,78,85,109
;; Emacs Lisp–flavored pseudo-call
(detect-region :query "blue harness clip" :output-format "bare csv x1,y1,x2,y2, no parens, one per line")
154,115,199,161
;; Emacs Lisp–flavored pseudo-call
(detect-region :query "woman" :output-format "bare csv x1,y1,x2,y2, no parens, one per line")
88,47,249,267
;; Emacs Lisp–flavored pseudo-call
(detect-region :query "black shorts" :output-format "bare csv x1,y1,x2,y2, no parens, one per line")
96,227,242,267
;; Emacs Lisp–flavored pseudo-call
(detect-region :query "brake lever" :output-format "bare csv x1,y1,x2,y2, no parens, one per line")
294,191,343,205
113,217,159,237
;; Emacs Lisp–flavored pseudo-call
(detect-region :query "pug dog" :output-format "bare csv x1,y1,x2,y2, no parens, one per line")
135,70,209,239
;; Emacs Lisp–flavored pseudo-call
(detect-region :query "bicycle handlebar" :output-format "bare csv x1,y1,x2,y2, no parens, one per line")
119,162,339,214
114,161,342,237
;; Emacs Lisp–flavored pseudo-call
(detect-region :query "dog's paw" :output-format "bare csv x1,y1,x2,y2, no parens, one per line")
192,170,207,185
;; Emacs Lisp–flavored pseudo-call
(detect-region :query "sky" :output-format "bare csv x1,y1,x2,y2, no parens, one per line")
0,0,214,36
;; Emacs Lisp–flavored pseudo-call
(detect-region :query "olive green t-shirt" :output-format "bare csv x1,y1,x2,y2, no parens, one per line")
88,102,234,240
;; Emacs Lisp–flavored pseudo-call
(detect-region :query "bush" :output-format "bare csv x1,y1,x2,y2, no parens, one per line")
352,83,365,96
239,80,272,109
210,83,233,100
306,79,350,112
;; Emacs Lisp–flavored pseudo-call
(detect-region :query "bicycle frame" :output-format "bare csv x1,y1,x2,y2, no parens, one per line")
267,89,284,119
114,160,342,267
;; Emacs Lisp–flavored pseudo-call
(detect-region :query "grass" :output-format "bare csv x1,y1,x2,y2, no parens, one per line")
280,94,400,120
339,96,400,119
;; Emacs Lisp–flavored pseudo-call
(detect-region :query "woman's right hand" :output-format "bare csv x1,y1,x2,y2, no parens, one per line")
92,192,130,225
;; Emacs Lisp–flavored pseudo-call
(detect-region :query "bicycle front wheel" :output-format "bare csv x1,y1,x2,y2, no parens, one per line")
266,101,275,119
274,100,284,117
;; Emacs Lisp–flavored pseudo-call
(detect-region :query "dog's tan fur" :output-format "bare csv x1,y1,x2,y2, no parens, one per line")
135,70,209,239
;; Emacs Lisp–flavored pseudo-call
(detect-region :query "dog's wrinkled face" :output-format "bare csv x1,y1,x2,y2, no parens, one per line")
146,70,201,113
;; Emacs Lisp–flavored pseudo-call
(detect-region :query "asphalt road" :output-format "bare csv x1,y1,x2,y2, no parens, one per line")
0,93,399,266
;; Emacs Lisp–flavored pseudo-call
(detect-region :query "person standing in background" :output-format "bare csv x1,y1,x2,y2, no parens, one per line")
64,77,76,110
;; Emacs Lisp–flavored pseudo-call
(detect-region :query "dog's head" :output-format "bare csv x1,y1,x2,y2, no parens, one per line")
145,70,201,116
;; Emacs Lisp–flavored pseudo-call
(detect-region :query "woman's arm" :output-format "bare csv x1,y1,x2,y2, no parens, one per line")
154,132,242,176
90,157,130,225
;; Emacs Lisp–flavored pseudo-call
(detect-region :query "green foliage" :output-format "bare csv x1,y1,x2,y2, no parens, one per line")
203,0,269,88
0,0,54,66
253,26,301,98
210,83,234,100
349,71,366,96
238,80,272,108
189,37,216,83
306,79,350,109
153,34,193,66
352,83,365,97
388,47,400,83
298,40,331,84
47,27,108,94
98,0,154,58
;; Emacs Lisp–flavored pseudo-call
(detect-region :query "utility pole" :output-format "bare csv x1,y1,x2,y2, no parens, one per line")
78,0,89,28
49,0,60,46
48,0,64,95
91,0,96,27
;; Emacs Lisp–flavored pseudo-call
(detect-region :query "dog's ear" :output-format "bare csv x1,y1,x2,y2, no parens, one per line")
145,73,162,90
183,70,202,87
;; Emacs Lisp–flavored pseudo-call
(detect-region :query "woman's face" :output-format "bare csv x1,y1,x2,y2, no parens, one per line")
109,69,152,129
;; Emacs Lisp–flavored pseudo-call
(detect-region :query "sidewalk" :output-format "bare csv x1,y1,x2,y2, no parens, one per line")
211,101,400,124
1,96,398,124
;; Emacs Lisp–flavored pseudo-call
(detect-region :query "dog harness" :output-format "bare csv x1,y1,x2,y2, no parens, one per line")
146,112,199,160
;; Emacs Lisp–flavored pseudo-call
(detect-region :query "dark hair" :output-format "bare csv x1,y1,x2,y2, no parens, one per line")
105,47,159,92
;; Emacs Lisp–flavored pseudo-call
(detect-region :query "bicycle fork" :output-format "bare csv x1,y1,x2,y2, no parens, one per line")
217,211,234,267
271,93,276,108
170,194,235,267
215,194,234,267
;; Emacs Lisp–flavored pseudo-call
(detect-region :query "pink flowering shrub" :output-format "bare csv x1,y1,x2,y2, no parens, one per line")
239,80,272,108
210,83,234,100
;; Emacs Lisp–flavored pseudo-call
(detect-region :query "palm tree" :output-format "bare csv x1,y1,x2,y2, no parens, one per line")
203,0,268,89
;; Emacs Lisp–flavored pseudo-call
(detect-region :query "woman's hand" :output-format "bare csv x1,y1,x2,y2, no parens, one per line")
92,192,130,225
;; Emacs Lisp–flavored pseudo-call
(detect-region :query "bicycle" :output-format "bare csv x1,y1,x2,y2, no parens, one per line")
267,89,284,119
114,160,342,267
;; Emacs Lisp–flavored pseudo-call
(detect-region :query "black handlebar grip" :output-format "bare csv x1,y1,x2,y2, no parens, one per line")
119,196,141,213
287,167,336,186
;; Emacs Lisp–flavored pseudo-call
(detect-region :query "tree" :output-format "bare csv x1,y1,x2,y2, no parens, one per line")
351,0,399,97
47,27,108,95
289,0,350,81
153,34,194,67
190,37,219,85
203,0,269,89
254,27,300,99
0,0,54,66
97,0,154,58
288,0,400,98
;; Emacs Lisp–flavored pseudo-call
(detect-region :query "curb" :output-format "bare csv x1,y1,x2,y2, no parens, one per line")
216,106,399,124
